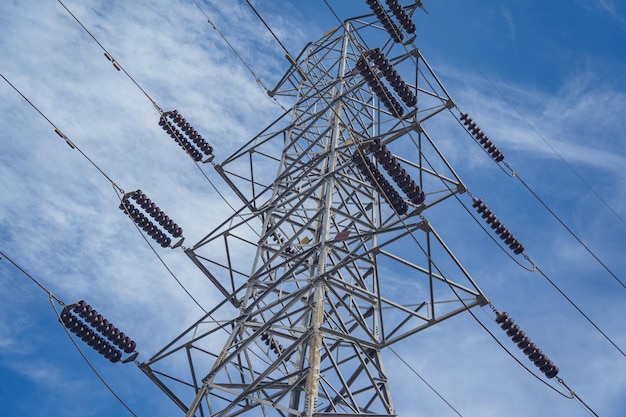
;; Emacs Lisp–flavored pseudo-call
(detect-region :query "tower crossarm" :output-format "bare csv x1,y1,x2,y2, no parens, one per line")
143,8,491,417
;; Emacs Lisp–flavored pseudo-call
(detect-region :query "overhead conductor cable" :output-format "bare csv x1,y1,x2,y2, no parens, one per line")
458,109,624,289
1,72,210,315
0,252,140,416
56,0,216,167
243,0,307,80
437,11,626,289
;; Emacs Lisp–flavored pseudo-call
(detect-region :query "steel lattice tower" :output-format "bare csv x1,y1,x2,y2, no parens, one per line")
141,5,488,417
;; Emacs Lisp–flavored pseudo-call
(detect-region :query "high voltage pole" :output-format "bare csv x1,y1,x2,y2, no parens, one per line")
140,4,487,416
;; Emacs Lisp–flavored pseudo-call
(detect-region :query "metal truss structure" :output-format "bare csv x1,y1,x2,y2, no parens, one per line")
140,4,488,417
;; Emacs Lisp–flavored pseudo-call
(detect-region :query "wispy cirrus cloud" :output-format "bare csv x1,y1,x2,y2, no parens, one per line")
577,0,626,28
1,2,625,417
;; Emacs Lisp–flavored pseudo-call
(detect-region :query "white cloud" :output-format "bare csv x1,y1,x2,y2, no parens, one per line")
1,1,625,417
442,67,626,174
577,0,626,28
500,6,516,39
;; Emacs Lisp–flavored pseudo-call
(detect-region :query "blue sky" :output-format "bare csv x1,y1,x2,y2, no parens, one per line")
1,1,625,416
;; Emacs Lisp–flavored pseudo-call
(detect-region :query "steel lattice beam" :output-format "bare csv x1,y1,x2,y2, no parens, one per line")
142,6,488,417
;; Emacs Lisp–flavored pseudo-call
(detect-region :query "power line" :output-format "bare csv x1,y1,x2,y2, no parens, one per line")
389,347,464,417
558,377,600,417
55,0,268,242
0,251,140,417
513,169,626,289
242,0,313,82
0,72,120,190
57,0,160,111
453,113,625,290
427,9,626,279
313,0,623,379
0,250,62,303
243,0,291,57
49,298,140,417
1,72,208,315
454,186,624,357
322,0,342,24
530,261,625,357
190,0,288,112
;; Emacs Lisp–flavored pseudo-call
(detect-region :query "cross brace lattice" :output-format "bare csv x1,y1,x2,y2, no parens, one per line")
141,6,488,417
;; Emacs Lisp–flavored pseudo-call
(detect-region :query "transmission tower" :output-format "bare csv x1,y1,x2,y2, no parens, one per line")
140,4,488,416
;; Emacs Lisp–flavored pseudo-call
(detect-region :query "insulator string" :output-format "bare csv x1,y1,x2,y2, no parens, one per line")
49,297,140,417
1,72,210,315
427,8,626,270
334,10,624,369
67,300,138,357
455,109,624,290
470,197,525,255
0,253,140,417
453,194,535,271
494,311,560,379
458,112,505,163
405,232,575,398
531,261,625,357
114,188,208,314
